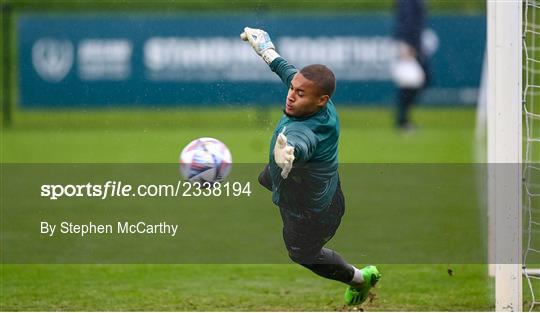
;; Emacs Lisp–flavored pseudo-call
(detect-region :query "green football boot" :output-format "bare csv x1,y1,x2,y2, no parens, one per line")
344,265,381,306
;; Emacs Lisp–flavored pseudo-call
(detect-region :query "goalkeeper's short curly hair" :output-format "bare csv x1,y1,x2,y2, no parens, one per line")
299,64,336,98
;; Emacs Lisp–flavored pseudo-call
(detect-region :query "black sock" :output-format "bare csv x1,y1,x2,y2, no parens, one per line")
299,248,355,284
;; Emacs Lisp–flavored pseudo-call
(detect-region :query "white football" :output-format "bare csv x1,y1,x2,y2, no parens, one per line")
179,137,232,183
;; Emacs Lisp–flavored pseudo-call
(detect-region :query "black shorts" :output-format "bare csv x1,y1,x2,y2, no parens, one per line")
279,181,345,263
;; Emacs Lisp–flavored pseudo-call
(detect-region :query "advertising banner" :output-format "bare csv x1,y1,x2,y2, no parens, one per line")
18,13,485,107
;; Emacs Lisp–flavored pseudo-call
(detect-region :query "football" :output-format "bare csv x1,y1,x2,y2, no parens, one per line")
179,137,232,183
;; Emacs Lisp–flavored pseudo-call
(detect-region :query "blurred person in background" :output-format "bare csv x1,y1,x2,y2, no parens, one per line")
392,0,431,131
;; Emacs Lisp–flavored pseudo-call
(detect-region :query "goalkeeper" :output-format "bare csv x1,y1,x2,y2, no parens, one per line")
241,27,381,306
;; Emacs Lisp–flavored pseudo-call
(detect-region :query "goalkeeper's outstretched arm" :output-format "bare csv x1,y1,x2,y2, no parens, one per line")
240,27,298,88
241,27,321,179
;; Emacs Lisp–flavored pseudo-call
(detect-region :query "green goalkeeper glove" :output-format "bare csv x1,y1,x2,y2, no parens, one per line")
240,27,280,64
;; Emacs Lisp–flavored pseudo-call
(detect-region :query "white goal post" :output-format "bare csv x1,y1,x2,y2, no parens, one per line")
487,0,523,312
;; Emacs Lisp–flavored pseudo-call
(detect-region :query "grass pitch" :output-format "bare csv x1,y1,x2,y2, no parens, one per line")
0,107,534,311
2,264,492,311
1,107,474,163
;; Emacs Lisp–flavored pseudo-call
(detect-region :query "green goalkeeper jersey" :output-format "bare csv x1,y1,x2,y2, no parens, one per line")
268,57,340,214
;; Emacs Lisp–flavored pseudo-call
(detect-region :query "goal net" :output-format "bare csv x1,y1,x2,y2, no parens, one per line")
523,0,540,311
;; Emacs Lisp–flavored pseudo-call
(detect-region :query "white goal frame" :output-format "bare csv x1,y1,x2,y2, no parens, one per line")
487,0,523,312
